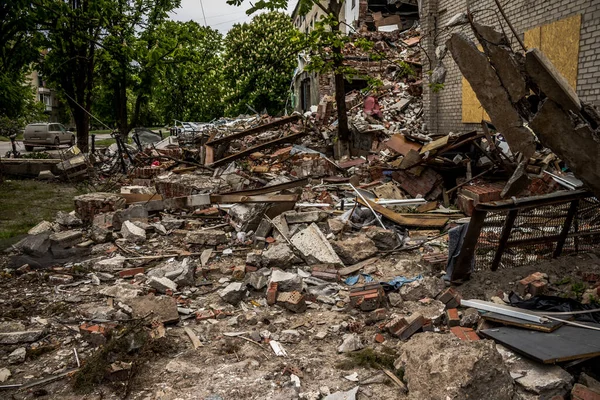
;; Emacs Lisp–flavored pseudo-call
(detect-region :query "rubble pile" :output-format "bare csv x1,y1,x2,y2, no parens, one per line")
1,21,600,400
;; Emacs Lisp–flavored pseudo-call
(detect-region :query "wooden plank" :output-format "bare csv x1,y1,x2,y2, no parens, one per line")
184,327,203,349
481,312,566,333
209,194,299,204
356,197,449,228
206,115,301,146
219,177,309,196
420,135,449,155
209,132,307,167
120,193,163,204
480,324,600,363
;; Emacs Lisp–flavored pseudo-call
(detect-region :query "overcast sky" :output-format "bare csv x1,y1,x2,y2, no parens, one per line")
169,0,298,34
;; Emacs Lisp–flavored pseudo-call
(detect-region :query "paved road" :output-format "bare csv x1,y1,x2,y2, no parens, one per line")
0,134,112,158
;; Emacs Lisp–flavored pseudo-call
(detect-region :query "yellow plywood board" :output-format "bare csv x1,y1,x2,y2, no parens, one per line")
524,14,581,90
462,77,490,123
463,15,581,123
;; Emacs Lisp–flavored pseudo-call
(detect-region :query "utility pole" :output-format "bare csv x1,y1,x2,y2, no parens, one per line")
199,0,207,26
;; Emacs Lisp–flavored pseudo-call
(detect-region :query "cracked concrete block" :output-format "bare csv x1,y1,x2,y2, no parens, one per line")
121,221,146,243
447,32,535,158
290,223,343,266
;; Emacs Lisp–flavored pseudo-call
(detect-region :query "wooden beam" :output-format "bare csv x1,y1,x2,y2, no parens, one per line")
219,177,309,196
356,197,449,228
209,194,299,204
120,193,163,204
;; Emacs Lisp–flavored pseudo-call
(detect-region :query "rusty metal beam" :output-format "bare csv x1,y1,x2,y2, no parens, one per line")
491,209,518,271
206,115,301,146
553,200,579,258
208,131,307,168
475,189,591,212
451,209,488,282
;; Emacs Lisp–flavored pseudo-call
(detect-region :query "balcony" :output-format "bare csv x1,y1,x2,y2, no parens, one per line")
45,104,52,112
38,87,51,94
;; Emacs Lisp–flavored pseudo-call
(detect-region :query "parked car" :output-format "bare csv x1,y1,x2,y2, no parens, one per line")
23,123,75,151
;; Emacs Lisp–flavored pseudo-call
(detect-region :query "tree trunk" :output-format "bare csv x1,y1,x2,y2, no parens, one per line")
331,18,349,142
73,108,90,152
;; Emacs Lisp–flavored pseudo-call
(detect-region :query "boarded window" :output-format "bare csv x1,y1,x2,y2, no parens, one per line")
461,14,581,124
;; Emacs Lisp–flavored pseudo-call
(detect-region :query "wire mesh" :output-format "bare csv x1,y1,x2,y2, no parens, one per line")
474,196,600,270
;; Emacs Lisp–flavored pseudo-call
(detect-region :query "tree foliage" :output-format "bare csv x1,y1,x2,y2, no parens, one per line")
152,21,224,123
222,12,301,117
0,1,43,121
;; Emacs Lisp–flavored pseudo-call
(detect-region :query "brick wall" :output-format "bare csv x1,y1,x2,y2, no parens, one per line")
421,0,600,135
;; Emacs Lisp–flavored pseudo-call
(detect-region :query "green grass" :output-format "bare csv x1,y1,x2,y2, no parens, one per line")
0,179,82,249
0,134,24,142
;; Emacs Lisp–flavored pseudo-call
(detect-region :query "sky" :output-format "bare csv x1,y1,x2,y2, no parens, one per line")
169,0,298,34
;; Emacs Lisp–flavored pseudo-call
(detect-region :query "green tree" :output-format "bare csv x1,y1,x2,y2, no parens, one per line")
37,0,106,151
227,0,350,140
222,11,301,117
153,21,224,123
0,1,42,121
96,0,182,137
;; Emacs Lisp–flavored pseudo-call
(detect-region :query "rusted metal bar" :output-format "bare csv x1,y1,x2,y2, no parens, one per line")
219,177,309,196
553,200,579,258
451,209,488,282
206,115,301,146
475,189,591,212
491,209,519,271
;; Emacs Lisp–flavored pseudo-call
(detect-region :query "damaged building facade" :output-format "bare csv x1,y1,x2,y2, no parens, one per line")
421,0,600,135
291,0,420,112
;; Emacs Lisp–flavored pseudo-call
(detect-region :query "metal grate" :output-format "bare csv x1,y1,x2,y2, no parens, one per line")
474,196,600,270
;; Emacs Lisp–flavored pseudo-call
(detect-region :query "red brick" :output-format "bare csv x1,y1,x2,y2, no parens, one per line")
119,267,145,278
450,326,480,341
266,282,278,306
437,287,461,309
460,182,504,204
386,314,424,340
572,383,600,400
447,308,460,327
374,333,385,343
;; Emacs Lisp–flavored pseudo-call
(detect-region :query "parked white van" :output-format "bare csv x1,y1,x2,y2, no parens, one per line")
23,123,75,151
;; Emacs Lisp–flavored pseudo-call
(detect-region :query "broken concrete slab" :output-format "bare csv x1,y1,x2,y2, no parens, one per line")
185,229,228,246
27,220,53,235
268,269,303,292
246,270,269,290
121,220,146,244
529,99,600,197
8,347,26,364
362,226,399,250
496,344,573,399
126,295,179,324
49,230,83,249
472,22,528,104
95,255,126,271
0,329,45,344
17,232,51,257
398,332,515,400
0,368,11,383
228,203,269,232
330,235,378,265
526,48,581,114
337,333,364,353
55,210,82,228
219,282,246,305
147,276,177,293
147,258,195,287
290,223,343,266
284,211,327,224
260,243,302,268
447,32,535,158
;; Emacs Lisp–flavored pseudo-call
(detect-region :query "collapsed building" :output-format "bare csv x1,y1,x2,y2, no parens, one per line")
1,1,600,399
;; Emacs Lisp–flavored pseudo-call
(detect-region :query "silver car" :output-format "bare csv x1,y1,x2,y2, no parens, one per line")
23,123,75,151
